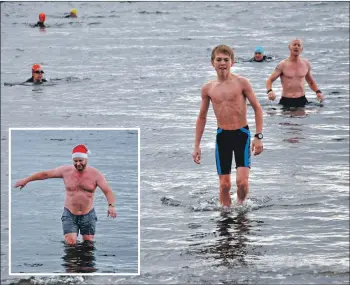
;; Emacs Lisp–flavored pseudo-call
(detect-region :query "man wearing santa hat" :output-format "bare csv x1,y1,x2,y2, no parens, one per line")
14,144,117,245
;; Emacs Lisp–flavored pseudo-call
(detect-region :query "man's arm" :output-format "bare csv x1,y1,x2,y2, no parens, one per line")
266,62,283,100
242,78,264,156
96,172,117,218
14,166,65,189
305,60,324,102
193,83,211,164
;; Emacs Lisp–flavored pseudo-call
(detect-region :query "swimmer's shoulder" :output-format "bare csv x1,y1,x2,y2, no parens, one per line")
300,57,311,67
55,165,74,175
87,166,101,174
87,166,106,179
202,80,217,93
263,55,273,61
279,59,288,65
275,59,288,72
234,74,251,87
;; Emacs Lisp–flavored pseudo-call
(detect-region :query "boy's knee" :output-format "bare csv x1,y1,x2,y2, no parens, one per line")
220,181,231,191
236,178,248,189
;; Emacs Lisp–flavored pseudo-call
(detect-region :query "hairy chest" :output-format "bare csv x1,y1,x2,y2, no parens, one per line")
63,173,97,193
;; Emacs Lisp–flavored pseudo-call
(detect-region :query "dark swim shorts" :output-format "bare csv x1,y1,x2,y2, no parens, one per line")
279,95,309,107
215,126,251,175
61,207,97,236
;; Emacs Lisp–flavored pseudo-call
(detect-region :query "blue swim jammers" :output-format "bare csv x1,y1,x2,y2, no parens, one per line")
215,125,251,175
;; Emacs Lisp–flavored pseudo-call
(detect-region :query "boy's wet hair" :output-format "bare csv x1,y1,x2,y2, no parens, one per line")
211,45,234,62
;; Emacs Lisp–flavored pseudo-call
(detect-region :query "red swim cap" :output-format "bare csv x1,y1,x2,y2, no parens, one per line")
32,64,42,71
39,12,46,22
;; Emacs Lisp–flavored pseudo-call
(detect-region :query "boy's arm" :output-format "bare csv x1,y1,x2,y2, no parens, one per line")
242,78,264,156
242,78,263,134
193,83,211,164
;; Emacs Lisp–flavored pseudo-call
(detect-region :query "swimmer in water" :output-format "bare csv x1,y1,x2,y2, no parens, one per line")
192,45,264,208
33,12,46,28
64,8,78,18
249,46,272,62
14,144,117,245
266,38,325,107
25,64,47,84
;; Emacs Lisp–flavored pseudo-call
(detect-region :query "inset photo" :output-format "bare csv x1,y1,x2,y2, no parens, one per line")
9,128,139,275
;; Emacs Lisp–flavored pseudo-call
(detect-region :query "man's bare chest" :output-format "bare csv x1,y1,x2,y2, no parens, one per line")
282,64,308,78
63,174,97,193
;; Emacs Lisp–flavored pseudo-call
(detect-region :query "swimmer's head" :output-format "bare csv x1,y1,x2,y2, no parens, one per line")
211,45,234,62
31,64,44,82
32,64,42,72
72,144,90,171
288,38,303,47
254,46,264,61
254,46,264,54
288,38,303,55
70,8,78,17
39,12,46,22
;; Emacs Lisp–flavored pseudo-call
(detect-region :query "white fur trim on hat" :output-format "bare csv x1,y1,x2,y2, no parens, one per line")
72,152,88,159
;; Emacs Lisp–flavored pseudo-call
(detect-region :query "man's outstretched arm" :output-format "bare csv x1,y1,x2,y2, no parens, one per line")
14,166,65,190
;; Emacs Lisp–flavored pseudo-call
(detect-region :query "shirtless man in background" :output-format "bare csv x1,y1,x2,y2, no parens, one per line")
266,38,325,107
193,45,263,208
14,144,117,245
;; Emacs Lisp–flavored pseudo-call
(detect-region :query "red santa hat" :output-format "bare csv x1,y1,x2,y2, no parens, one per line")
72,144,91,159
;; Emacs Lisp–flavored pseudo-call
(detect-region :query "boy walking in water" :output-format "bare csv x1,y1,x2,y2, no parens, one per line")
193,45,264,207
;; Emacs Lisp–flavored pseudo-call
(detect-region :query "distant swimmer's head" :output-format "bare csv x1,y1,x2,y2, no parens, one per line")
31,64,44,82
288,38,303,56
253,46,264,61
211,45,234,73
39,12,46,22
70,8,78,17
72,144,90,171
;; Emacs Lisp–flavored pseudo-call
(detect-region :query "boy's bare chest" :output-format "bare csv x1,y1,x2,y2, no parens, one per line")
209,84,243,104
